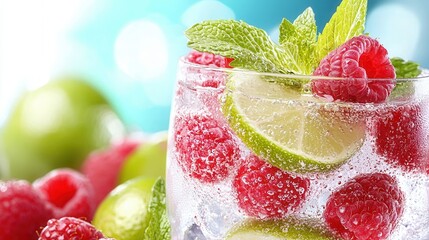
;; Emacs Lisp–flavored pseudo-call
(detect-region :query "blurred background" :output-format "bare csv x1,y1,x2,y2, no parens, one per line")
1,0,428,133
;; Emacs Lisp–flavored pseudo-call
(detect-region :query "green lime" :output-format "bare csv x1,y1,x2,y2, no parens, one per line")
0,77,126,180
119,131,167,184
226,218,335,240
0,131,7,179
93,177,156,240
222,73,365,173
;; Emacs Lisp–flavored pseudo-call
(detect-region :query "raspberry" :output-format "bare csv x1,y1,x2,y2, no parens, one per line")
181,51,234,117
312,35,396,103
174,113,240,183
33,169,96,221
38,217,106,240
0,180,53,240
323,173,404,240
81,139,140,205
186,50,233,69
185,50,233,89
233,155,310,219
373,103,429,173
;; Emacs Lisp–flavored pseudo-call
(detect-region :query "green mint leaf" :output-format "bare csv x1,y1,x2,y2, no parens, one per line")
279,18,296,46
315,0,367,63
389,57,421,99
144,177,171,240
389,81,415,100
391,57,422,78
186,20,306,74
293,7,317,44
279,7,317,74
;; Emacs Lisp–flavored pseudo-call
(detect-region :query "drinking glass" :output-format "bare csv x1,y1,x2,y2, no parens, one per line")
166,57,429,240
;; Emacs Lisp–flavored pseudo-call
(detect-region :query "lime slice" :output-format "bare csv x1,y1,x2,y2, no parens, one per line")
222,73,365,172
226,219,335,240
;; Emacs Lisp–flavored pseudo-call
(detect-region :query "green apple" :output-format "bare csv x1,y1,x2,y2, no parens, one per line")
0,77,126,181
119,131,167,183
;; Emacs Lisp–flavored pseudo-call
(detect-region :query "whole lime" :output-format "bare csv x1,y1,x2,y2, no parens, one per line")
119,131,167,184
92,177,156,240
0,77,126,180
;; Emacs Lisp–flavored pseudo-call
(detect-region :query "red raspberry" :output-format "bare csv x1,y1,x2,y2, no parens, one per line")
233,155,310,219
312,35,396,103
33,169,96,221
0,180,53,240
181,51,234,117
38,217,106,240
174,113,240,183
81,139,140,205
185,50,233,88
373,103,429,173
323,173,404,240
186,50,233,69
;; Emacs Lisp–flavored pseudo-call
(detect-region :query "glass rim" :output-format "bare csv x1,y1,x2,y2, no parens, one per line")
179,57,429,82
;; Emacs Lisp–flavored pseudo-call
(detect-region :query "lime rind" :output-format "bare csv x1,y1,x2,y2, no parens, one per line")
224,95,341,172
222,73,365,173
226,218,336,240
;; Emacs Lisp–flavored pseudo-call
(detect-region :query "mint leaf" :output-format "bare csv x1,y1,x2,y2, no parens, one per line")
315,0,367,63
389,57,420,99
279,18,296,46
293,7,317,44
389,81,415,100
279,7,317,74
186,20,306,74
144,177,171,240
391,57,422,78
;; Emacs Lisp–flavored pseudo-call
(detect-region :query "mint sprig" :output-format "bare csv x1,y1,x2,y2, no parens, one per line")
144,177,171,240
185,0,368,76
391,57,422,78
186,20,306,74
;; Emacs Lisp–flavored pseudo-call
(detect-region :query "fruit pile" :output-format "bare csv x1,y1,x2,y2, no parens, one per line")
0,78,169,240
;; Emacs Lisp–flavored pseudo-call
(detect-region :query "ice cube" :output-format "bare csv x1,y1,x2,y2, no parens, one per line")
184,224,207,240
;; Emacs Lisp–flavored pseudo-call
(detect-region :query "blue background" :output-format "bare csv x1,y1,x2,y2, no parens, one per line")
0,0,427,133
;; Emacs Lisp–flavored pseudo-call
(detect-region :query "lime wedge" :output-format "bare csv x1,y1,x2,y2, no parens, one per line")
222,73,365,173
226,219,335,240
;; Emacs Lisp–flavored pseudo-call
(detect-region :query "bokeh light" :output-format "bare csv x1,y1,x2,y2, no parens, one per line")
115,20,169,81
181,0,235,27
366,3,420,60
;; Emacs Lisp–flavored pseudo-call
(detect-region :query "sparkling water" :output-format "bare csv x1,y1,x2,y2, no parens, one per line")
166,61,429,239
